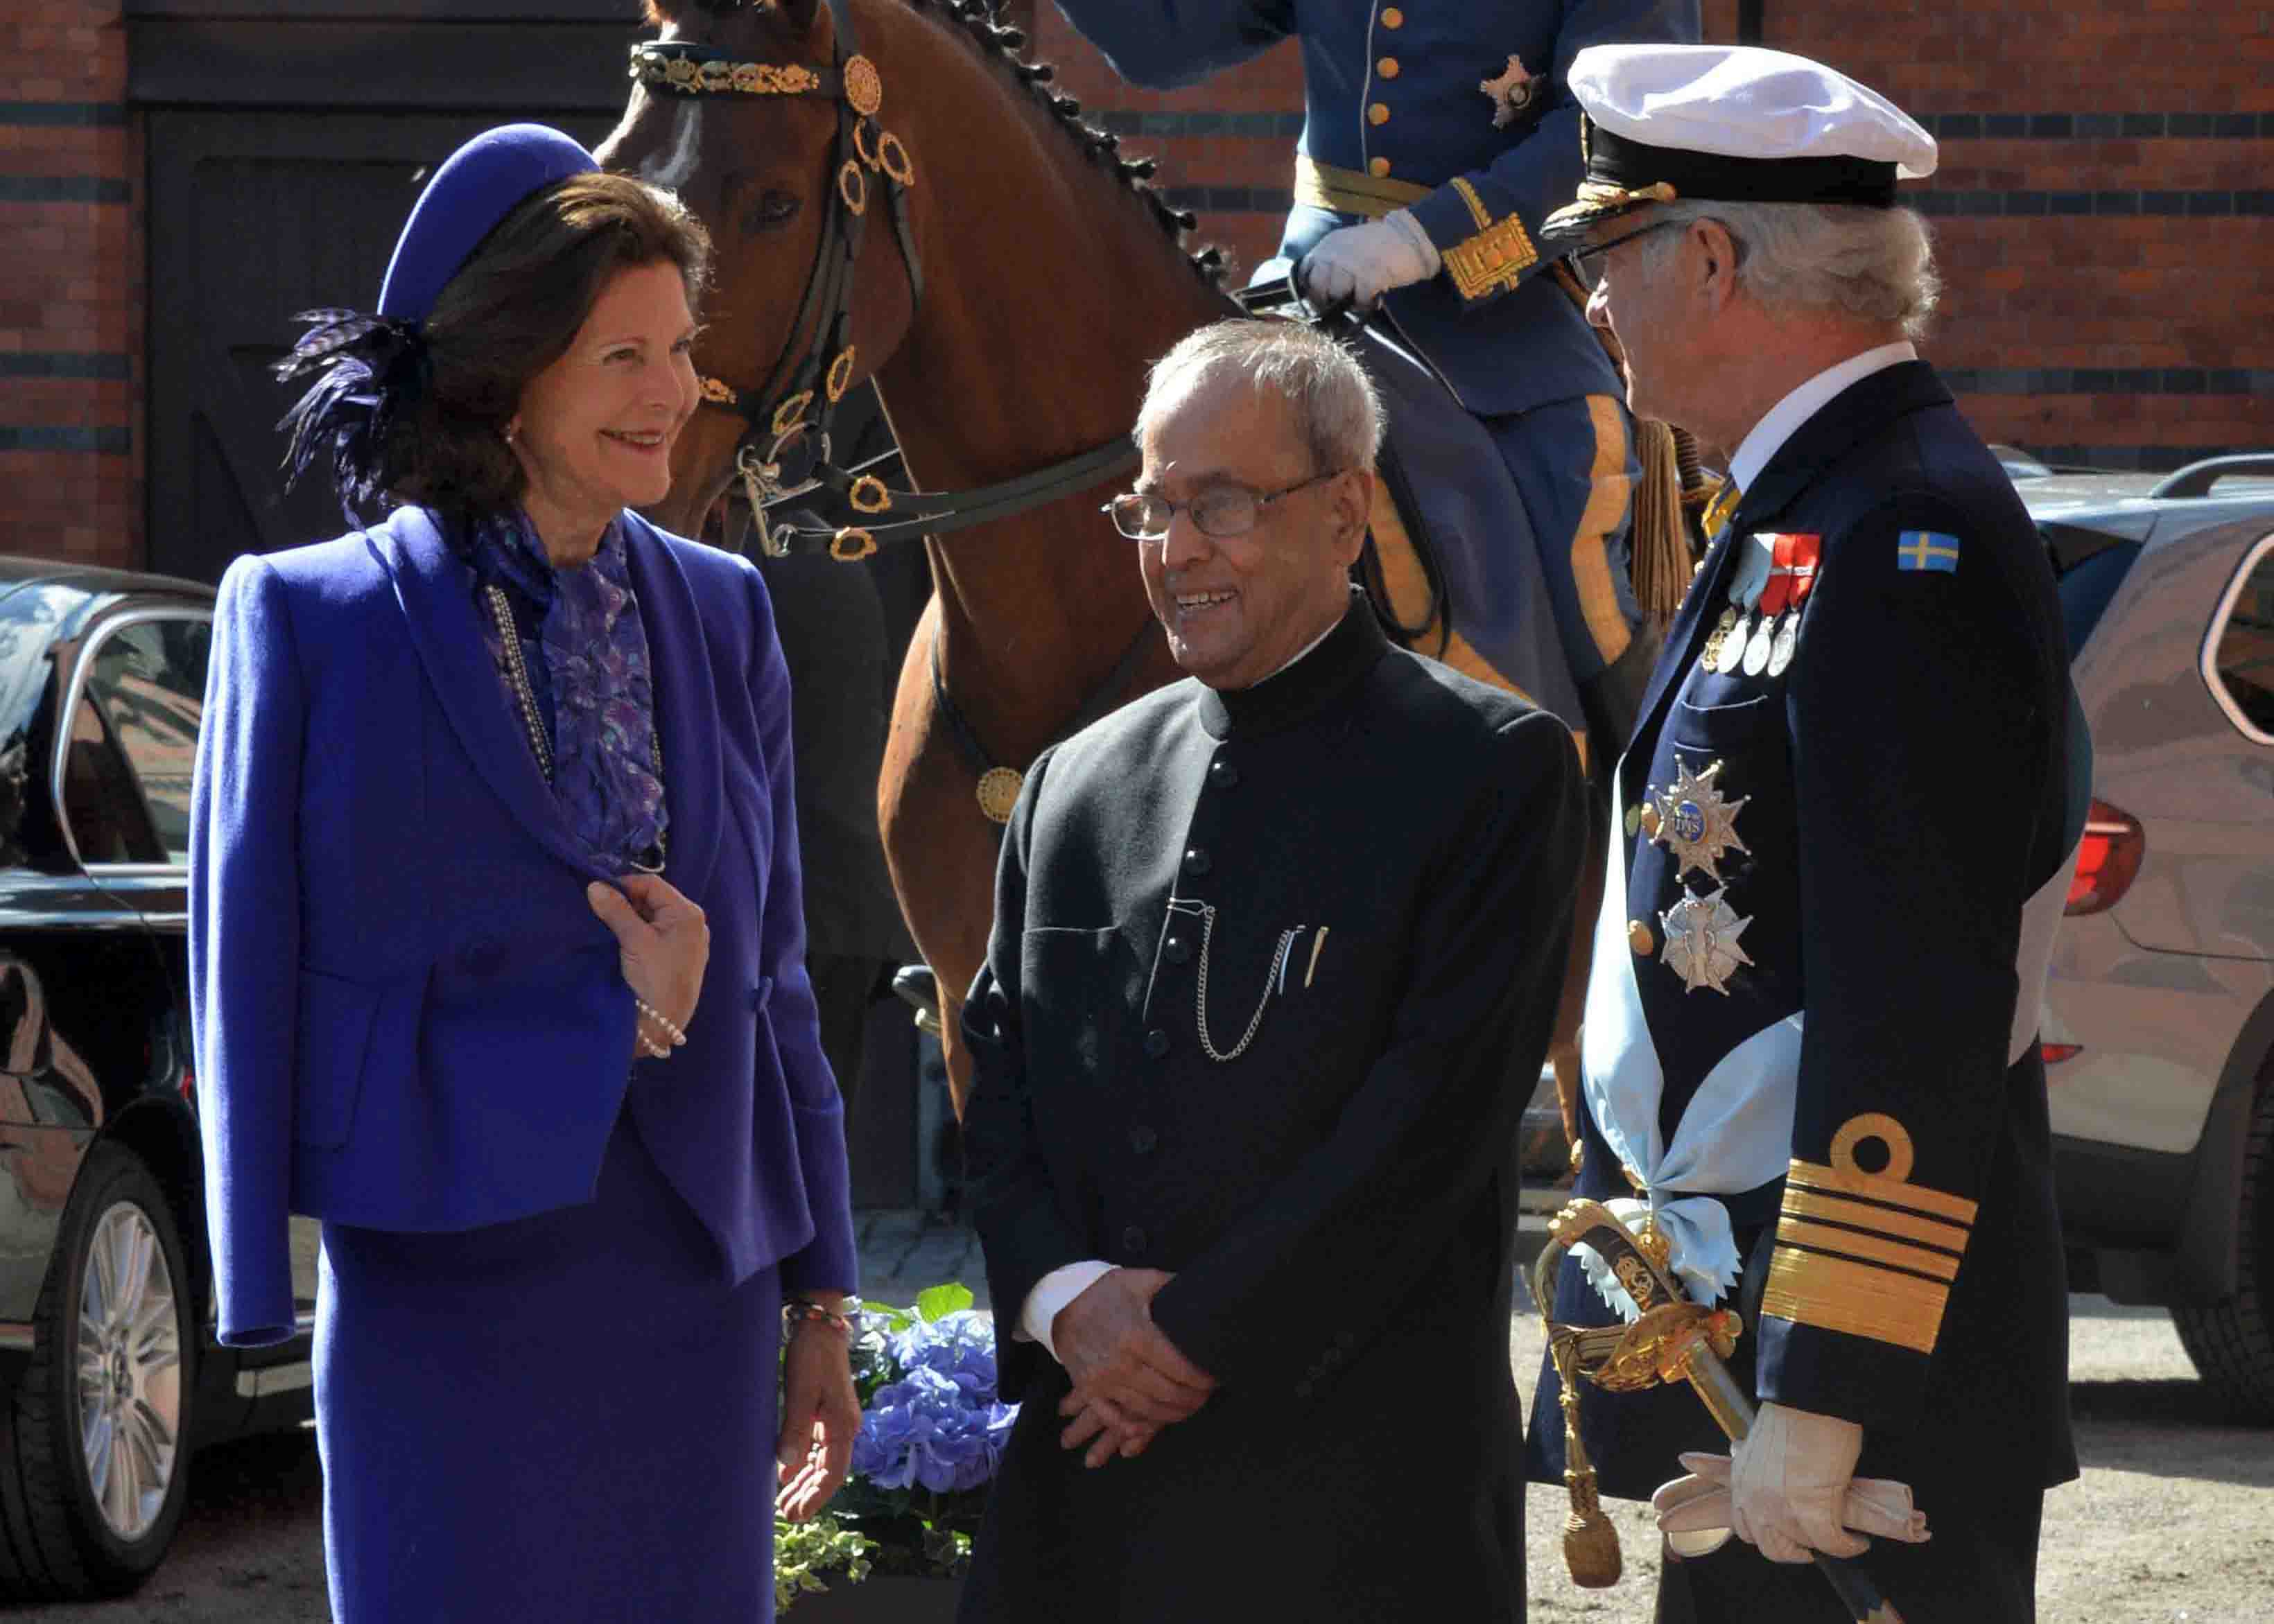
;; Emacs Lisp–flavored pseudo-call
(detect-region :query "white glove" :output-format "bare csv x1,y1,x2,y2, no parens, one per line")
1653,1448,1929,1560
1295,209,1441,309
1724,1402,1923,1564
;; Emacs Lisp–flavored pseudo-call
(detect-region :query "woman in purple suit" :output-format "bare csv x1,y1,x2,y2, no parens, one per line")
189,125,860,1620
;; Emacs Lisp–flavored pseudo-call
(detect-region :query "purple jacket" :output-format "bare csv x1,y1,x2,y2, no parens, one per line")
189,505,858,1345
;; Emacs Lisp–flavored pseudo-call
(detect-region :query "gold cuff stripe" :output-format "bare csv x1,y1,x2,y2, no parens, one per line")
1782,1187,1972,1252
1776,1219,1961,1282
1762,1246,1950,1356
1443,211,1538,302
1451,175,1493,231
1293,155,1430,219
1787,1158,1979,1227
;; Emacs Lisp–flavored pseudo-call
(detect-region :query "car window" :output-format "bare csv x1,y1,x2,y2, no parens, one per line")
61,693,162,865
2210,540,2274,739
80,617,207,865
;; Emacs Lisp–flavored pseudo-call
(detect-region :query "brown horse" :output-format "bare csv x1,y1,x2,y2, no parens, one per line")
599,0,1609,1123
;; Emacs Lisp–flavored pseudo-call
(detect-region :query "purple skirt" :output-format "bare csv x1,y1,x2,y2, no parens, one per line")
316,1114,779,1622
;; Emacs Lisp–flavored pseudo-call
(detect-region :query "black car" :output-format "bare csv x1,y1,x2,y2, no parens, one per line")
0,558,314,1600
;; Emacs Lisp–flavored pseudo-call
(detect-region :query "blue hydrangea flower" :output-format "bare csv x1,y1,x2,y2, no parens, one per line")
851,1310,1020,1496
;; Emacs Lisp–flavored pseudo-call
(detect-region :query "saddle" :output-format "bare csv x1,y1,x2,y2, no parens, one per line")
1235,277,1701,737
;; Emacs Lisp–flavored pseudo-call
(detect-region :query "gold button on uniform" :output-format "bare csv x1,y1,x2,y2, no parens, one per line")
1629,920,1656,958
1624,805,1642,838
1378,57,1400,78
1369,156,1392,178
1367,102,1390,126
1381,6,1404,26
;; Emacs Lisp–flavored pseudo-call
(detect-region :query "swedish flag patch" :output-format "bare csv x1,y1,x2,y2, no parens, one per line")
1896,530,1961,573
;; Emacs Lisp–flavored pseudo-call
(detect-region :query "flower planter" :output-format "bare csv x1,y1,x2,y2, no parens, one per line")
784,1575,962,1623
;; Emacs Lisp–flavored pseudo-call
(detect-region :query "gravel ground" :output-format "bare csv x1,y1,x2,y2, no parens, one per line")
12,1219,2267,1622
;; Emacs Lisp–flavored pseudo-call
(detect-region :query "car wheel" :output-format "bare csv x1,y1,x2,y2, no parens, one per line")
2171,1083,2274,1422
0,1142,195,1598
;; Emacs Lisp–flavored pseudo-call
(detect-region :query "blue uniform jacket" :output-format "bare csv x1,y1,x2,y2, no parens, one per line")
1052,0,1696,417
1532,361,2083,1500
190,506,858,1345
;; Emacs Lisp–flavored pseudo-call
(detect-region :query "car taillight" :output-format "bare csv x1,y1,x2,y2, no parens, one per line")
2039,1042,2083,1064
2066,798,2144,916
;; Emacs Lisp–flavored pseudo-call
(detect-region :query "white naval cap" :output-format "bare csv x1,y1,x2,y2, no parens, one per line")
1540,44,1936,245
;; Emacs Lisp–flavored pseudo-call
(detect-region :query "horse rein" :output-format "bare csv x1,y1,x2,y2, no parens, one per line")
627,0,1140,564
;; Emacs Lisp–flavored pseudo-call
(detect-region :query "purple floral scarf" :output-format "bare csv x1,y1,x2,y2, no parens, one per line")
466,510,669,875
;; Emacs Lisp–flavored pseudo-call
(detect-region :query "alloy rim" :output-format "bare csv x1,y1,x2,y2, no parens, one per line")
75,1202,181,1541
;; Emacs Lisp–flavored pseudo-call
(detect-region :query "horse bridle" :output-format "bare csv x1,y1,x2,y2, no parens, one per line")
628,0,1140,565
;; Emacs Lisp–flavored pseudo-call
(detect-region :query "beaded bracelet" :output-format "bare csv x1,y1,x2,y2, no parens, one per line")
634,997,687,1049
783,1296,861,1338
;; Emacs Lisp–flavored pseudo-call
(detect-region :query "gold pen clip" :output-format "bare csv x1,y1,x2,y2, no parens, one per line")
1303,925,1329,988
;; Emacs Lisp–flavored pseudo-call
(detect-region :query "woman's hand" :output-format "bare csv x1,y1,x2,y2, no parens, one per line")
775,1304,862,1523
586,874,709,1039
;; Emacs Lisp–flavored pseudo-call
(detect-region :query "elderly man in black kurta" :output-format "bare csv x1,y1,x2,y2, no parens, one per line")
957,319,1588,1622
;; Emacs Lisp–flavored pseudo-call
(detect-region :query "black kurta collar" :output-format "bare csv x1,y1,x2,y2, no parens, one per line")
1197,591,1390,740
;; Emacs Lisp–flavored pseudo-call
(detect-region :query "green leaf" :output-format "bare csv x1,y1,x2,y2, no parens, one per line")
914,1282,974,1322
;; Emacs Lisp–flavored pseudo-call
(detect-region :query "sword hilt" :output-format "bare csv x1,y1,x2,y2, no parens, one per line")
1536,1200,1910,1624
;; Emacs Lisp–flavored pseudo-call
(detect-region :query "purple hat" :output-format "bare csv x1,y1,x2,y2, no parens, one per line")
376,123,598,320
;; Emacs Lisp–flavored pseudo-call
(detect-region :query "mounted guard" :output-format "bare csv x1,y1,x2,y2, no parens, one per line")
1049,0,1702,759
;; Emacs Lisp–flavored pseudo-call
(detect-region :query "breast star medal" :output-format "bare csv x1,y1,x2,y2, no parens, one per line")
1479,54,1539,128
1659,885,1755,995
1647,756,1749,883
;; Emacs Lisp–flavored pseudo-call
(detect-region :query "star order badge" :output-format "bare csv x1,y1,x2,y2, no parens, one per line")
1647,756,1749,883
1480,54,1538,128
1660,886,1755,995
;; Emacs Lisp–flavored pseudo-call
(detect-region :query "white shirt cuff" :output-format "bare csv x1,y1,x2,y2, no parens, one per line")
1016,1260,1118,1360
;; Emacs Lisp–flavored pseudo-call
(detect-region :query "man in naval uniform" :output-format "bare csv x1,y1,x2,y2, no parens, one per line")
1524,44,2085,1621
1048,0,1696,753
957,318,1587,1621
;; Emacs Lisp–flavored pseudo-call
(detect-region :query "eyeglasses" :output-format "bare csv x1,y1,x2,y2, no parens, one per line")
1102,469,1347,541
1561,217,1686,290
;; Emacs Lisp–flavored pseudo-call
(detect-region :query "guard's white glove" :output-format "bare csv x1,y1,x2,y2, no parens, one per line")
1295,209,1441,310
1653,1447,1929,1560
1717,1402,1927,1564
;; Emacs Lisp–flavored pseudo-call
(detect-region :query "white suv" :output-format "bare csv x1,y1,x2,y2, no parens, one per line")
2026,453,2274,1418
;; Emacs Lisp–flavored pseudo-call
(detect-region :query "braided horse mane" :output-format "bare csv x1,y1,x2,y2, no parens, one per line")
640,0,1231,286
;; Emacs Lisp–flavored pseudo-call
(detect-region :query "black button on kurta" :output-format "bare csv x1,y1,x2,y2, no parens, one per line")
1120,1225,1147,1255
1182,846,1211,875
1143,1029,1169,1058
1208,759,1240,789
1163,936,1190,965
1128,1126,1158,1154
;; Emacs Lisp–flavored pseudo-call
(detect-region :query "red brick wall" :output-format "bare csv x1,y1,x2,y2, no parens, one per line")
0,1,140,569
1030,0,2273,470
8,4,2267,577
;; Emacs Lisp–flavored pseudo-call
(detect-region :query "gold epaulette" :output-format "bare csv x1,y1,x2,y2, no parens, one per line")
1442,177,1538,302
1761,1114,1977,1356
